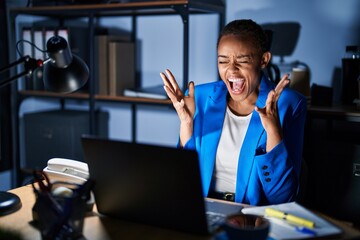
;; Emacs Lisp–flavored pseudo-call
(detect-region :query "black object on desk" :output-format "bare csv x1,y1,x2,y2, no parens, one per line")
0,192,22,216
31,170,94,240
310,83,333,106
342,46,360,105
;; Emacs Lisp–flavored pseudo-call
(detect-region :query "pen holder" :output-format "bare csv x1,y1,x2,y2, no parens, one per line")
223,214,270,240
32,176,94,240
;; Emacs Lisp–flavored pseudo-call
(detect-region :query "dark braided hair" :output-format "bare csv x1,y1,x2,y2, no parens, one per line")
217,19,269,55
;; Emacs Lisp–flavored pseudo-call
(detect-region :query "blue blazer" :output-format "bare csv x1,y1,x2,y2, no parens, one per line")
182,75,307,205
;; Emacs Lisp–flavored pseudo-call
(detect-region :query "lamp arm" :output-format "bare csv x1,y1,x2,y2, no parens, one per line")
0,56,43,88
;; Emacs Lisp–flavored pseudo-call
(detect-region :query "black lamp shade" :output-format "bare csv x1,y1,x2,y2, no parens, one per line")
43,36,89,93
43,54,89,93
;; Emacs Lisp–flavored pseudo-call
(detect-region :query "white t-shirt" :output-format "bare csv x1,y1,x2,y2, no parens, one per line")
214,106,252,193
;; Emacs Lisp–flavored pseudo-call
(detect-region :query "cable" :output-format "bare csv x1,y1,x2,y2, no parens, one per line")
15,39,46,58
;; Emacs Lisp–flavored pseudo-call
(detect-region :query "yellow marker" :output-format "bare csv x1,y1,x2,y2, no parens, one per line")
265,208,315,229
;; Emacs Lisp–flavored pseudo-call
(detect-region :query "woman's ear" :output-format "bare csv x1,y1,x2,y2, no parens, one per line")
260,51,271,69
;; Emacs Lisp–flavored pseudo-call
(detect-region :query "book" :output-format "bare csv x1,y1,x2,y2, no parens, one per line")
57,28,69,42
44,29,55,47
123,85,168,100
242,202,342,239
21,27,33,90
32,27,46,90
108,41,135,97
33,28,45,60
21,28,33,58
94,35,129,95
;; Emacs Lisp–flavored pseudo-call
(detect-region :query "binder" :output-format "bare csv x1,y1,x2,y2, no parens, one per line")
21,27,33,90
33,28,45,60
32,27,45,90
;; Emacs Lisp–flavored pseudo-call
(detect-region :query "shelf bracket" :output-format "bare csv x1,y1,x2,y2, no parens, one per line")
172,4,189,91
172,4,189,24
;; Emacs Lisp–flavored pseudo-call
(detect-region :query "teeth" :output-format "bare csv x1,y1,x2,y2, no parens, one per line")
229,78,244,82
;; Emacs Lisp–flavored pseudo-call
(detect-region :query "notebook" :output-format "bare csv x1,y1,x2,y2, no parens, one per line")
81,136,243,235
242,202,343,239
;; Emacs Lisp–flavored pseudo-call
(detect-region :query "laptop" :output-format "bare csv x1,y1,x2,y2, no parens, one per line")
81,136,243,235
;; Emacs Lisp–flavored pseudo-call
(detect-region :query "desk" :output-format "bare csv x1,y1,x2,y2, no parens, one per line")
307,104,360,122
1,186,360,240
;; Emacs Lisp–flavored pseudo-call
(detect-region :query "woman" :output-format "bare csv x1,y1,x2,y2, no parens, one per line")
160,19,306,206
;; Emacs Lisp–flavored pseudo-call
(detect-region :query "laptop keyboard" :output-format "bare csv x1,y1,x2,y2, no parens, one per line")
206,211,227,230
205,199,243,232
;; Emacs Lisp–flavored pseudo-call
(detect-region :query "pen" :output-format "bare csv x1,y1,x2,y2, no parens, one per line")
265,207,316,229
295,226,317,236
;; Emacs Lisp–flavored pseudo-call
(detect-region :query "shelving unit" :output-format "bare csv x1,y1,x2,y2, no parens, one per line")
7,1,225,186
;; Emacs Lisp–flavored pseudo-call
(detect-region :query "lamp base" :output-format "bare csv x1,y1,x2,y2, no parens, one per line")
0,191,22,216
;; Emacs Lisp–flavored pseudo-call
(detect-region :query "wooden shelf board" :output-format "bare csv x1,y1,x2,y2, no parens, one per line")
10,1,225,17
18,90,172,105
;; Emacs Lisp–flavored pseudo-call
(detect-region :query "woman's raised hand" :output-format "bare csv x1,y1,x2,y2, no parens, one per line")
255,74,290,152
160,69,195,146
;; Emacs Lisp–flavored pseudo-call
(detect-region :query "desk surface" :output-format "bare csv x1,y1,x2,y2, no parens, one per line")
1,185,360,240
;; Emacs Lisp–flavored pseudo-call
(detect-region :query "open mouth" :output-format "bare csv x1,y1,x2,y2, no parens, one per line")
228,78,245,94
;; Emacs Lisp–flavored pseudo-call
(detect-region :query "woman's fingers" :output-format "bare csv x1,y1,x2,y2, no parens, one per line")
265,90,275,114
160,69,185,99
163,84,180,103
160,72,171,91
276,73,290,89
257,72,289,114
160,70,187,109
274,74,290,101
188,81,195,98
165,69,181,95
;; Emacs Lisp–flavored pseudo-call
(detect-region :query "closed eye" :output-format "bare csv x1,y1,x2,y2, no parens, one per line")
218,60,229,64
237,56,252,64
218,56,229,64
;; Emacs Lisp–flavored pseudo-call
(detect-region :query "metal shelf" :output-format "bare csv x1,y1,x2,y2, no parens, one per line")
10,1,225,17
7,0,225,187
18,90,173,105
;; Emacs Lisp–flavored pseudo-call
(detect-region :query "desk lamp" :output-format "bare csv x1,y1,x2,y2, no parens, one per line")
0,35,89,216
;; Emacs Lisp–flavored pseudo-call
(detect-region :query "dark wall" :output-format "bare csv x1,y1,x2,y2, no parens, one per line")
0,1,12,171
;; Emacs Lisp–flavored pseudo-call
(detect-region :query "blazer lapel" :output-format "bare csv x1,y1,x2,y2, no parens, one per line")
200,82,227,195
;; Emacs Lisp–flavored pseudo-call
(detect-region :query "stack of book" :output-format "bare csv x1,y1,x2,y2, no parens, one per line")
94,34,135,97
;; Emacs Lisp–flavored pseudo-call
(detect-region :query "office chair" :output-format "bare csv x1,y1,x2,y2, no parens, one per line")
261,22,302,85
262,29,281,84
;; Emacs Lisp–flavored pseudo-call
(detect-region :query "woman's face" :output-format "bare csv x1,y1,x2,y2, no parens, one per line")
217,34,270,104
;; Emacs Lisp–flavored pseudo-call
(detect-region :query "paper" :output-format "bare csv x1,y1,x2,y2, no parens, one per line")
123,85,168,100
242,202,342,240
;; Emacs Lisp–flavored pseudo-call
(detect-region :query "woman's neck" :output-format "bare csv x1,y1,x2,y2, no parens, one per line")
227,81,260,116
227,98,256,116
